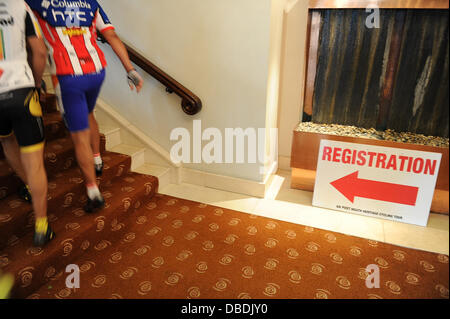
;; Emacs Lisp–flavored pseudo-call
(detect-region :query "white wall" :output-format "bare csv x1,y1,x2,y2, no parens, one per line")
260,0,287,179
278,0,309,169
98,0,274,182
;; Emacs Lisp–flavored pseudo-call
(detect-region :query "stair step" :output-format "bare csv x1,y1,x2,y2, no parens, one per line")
42,94,59,114
134,164,172,189
110,144,146,171
0,88,162,299
1,172,158,299
99,126,121,150
0,162,20,202
0,151,132,250
31,193,166,299
0,135,106,201
0,135,75,201
0,111,67,161
42,112,68,143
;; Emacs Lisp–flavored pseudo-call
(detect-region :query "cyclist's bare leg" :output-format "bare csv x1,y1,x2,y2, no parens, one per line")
20,147,47,219
1,134,28,184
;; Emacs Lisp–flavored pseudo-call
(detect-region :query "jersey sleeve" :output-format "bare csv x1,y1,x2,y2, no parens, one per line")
24,2,42,38
95,5,115,33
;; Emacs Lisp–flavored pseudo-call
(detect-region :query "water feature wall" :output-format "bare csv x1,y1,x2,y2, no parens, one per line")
310,9,449,138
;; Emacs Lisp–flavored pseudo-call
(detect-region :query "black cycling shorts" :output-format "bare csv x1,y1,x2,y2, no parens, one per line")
0,87,45,153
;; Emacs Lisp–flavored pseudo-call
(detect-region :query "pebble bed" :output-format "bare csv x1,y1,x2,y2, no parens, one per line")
296,122,449,148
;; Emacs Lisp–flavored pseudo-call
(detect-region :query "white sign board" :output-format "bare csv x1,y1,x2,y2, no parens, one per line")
312,140,442,226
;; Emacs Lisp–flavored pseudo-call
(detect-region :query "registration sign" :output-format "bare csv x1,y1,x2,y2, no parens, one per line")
312,140,442,226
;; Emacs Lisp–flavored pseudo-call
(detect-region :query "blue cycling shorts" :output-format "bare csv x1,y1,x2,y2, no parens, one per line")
56,70,106,132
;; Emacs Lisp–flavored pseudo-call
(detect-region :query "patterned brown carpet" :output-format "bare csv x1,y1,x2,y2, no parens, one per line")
0,95,448,299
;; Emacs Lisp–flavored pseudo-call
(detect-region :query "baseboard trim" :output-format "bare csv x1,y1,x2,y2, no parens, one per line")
181,168,269,198
96,98,277,198
278,155,291,170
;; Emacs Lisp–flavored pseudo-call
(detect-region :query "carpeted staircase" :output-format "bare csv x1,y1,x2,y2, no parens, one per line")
0,94,158,298
0,95,448,299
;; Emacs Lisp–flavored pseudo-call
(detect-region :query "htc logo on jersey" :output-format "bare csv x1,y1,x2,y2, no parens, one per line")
51,8,87,24
0,16,13,26
42,0,92,24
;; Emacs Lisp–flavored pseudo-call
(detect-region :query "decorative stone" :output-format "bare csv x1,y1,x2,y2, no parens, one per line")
295,123,449,148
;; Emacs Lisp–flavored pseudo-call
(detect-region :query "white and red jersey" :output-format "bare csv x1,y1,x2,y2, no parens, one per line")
26,0,114,76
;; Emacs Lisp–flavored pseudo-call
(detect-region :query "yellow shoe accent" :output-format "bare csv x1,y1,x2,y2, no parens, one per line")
0,273,14,299
35,217,48,235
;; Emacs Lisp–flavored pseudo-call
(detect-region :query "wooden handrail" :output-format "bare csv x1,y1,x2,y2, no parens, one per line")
98,35,202,115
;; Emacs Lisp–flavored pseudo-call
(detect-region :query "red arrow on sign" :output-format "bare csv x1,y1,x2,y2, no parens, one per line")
331,171,419,206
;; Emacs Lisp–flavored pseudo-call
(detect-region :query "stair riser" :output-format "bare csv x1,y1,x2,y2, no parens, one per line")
0,118,67,161
9,174,158,298
0,176,22,202
43,120,68,143
0,156,132,250
42,95,59,114
104,130,121,150
0,145,79,201
0,137,107,201
43,137,105,179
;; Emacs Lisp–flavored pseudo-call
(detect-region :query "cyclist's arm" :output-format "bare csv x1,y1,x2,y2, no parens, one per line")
25,9,47,89
101,29,143,92
101,29,134,73
96,4,143,92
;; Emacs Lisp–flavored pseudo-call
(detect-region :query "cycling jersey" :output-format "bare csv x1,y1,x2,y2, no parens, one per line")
26,0,115,76
0,0,41,94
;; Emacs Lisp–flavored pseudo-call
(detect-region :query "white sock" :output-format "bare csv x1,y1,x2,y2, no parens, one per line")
94,154,102,166
87,184,101,200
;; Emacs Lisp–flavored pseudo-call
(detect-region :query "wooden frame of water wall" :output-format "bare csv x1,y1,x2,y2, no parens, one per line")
291,0,449,214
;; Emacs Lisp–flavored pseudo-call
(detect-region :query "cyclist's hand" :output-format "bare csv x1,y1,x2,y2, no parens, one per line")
36,87,46,104
127,69,143,93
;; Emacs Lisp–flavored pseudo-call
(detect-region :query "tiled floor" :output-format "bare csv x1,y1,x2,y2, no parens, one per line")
157,169,449,256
